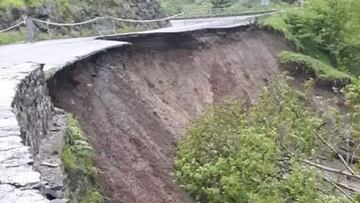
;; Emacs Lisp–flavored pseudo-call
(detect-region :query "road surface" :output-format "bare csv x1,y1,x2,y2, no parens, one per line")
0,14,267,69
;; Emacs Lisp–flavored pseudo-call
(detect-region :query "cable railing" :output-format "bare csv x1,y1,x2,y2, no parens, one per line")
0,13,183,42
175,7,277,19
0,7,278,44
31,13,183,26
0,20,25,33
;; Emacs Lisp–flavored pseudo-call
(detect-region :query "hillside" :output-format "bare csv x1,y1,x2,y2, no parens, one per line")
48,27,289,203
0,0,167,42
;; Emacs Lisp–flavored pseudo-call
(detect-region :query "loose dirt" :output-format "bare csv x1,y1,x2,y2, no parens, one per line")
48,27,289,203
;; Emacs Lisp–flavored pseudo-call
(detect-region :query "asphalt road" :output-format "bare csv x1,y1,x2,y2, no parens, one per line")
0,14,266,70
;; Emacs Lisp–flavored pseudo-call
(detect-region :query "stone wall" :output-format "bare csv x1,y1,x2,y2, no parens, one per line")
0,63,66,202
12,64,67,200
12,66,52,155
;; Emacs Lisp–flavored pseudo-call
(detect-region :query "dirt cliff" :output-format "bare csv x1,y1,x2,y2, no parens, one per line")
48,27,289,203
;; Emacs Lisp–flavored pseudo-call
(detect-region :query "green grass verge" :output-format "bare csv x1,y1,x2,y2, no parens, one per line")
62,114,104,203
258,11,351,82
257,12,304,51
0,32,26,45
257,11,334,66
279,51,354,87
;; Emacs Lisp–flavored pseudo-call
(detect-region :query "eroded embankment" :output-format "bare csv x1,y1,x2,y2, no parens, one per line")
48,27,288,203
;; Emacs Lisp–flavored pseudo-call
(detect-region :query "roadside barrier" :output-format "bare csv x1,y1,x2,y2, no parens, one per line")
0,8,278,42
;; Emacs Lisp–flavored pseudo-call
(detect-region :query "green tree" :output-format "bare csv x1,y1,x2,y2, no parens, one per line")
286,0,360,73
174,76,359,203
260,0,360,74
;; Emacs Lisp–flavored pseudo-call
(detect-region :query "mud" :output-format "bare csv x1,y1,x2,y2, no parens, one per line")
48,27,288,203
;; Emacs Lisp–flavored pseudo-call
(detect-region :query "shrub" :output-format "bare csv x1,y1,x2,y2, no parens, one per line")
62,114,103,203
259,0,360,75
0,0,43,8
257,11,304,51
0,32,26,45
174,76,353,203
279,51,353,87
210,0,232,9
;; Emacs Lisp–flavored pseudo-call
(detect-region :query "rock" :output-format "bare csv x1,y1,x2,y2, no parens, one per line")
0,184,49,203
41,162,60,168
0,63,66,202
50,199,69,203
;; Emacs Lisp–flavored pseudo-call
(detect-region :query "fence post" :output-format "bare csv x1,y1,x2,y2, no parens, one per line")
93,17,102,36
25,17,35,42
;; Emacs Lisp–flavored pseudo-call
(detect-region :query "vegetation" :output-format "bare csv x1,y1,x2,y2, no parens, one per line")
258,0,360,75
167,4,360,203
0,0,43,8
210,0,232,9
258,12,303,51
174,76,360,203
0,32,26,45
0,0,152,44
62,114,103,203
159,0,291,17
279,51,353,86
345,79,360,146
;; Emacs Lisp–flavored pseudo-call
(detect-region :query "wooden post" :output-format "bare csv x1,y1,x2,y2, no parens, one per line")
25,17,35,42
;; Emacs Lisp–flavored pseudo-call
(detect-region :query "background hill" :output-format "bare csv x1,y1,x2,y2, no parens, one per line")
0,0,167,40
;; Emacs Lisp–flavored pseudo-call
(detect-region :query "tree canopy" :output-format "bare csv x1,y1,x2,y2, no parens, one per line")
0,0,43,8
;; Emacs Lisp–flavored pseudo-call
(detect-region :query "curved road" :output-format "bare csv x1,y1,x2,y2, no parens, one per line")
0,14,265,69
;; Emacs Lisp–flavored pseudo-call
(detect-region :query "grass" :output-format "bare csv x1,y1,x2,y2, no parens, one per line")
279,51,354,87
62,114,104,203
0,31,26,45
0,23,140,45
177,7,277,19
257,10,334,66
258,11,354,87
257,11,304,51
257,13,289,34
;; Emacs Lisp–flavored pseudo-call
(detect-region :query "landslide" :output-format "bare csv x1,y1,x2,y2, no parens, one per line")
48,27,289,203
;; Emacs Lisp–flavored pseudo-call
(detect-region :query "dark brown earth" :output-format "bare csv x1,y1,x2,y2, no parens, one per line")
48,27,289,203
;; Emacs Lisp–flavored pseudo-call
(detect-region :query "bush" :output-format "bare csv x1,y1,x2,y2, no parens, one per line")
257,11,304,51
259,0,360,75
174,76,353,203
279,51,354,87
62,114,104,203
344,79,360,142
210,0,232,9
0,0,43,8
0,32,26,45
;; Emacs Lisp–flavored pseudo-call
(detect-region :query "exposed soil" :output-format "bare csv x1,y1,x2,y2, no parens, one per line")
48,27,289,203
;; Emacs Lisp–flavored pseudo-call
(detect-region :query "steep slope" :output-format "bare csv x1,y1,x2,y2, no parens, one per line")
48,27,289,203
